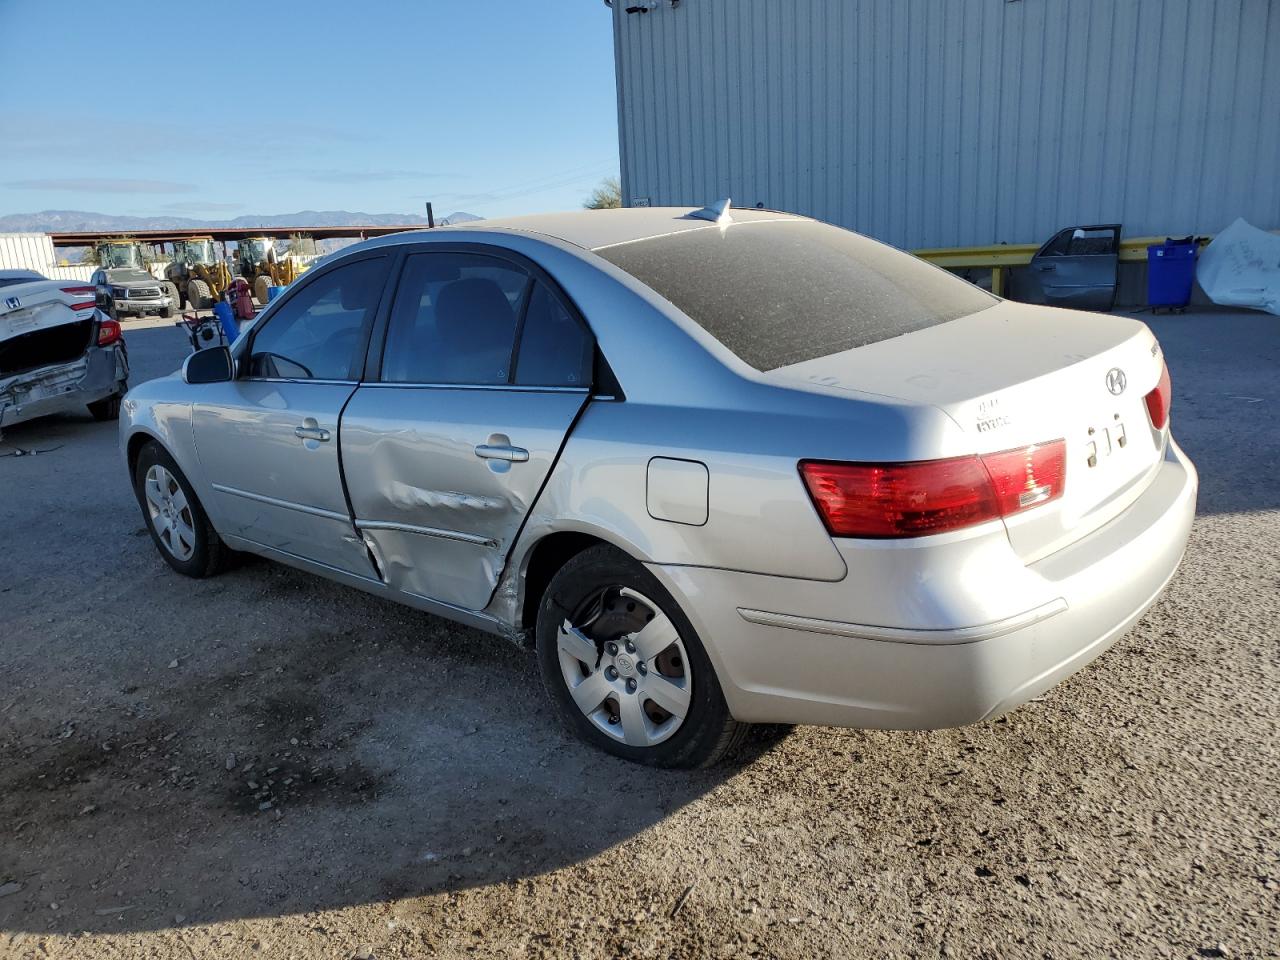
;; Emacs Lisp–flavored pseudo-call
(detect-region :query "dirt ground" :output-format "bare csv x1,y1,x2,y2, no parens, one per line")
1,309,1277,960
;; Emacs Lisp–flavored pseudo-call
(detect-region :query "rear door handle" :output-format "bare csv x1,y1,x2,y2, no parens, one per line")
474,443,529,462
1036,263,1057,272
294,424,330,442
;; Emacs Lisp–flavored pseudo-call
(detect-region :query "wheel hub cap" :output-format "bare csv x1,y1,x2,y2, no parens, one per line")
556,586,692,748
612,651,638,679
143,464,196,562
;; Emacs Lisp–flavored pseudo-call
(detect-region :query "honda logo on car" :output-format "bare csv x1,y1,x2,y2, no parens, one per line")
1106,367,1127,395
4,297,19,310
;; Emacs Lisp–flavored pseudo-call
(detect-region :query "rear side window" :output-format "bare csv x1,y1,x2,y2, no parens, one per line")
514,282,592,387
382,253,528,385
596,220,996,371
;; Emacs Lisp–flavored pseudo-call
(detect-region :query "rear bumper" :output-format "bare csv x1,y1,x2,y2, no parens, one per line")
0,345,128,428
649,438,1198,729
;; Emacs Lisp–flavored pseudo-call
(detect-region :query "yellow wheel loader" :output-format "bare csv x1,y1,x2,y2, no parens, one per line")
164,237,232,310
236,236,306,305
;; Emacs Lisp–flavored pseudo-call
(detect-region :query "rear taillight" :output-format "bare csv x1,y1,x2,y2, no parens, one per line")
97,319,122,346
800,440,1066,539
61,285,97,312
1145,362,1171,430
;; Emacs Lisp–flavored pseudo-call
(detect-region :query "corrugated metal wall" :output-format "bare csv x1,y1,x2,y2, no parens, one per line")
612,0,1280,249
0,234,61,273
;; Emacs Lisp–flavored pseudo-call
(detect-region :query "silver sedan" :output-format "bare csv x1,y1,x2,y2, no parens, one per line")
120,206,1197,767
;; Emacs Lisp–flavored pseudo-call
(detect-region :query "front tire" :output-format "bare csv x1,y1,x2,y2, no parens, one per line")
253,275,271,305
133,441,228,578
187,279,211,310
535,544,746,768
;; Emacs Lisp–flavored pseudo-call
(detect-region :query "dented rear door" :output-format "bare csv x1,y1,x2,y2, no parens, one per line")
340,387,586,610
338,247,594,611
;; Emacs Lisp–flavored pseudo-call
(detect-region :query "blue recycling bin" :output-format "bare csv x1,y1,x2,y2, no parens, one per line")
267,285,283,301
1147,238,1197,308
212,300,239,343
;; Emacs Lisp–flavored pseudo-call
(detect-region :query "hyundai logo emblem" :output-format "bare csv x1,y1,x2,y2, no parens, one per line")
1106,367,1127,396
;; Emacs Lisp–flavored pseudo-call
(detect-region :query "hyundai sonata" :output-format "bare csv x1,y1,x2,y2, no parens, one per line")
120,205,1197,767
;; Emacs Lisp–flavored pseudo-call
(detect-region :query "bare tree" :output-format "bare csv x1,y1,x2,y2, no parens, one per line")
584,176,622,209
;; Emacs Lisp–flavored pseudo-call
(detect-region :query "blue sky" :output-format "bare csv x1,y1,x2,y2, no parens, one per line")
0,0,619,220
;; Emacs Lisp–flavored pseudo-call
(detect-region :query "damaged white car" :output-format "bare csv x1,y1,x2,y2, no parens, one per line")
0,270,130,432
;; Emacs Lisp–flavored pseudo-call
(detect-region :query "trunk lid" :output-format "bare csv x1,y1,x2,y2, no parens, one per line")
1,280,98,379
775,300,1168,561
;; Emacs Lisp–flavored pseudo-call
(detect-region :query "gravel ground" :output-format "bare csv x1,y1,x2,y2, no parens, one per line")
0,309,1276,960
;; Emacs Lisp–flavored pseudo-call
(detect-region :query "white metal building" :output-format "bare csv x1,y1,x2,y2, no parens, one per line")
610,0,1280,250
0,234,96,282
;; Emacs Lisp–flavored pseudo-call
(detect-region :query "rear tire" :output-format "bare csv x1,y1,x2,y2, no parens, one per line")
87,392,122,421
133,441,228,578
535,544,746,768
162,282,179,317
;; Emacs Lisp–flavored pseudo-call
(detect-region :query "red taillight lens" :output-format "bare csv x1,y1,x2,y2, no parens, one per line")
62,285,97,312
1145,362,1171,430
97,319,122,346
800,440,1066,539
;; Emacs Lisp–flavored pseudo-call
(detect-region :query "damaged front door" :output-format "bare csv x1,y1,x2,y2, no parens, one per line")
192,253,390,578
1026,223,1121,311
340,249,593,611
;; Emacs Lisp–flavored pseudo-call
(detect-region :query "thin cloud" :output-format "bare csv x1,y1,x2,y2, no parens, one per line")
7,178,196,194
279,169,459,184
159,201,246,212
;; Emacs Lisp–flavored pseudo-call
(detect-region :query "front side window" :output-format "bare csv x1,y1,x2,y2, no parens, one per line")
381,252,529,384
247,256,386,380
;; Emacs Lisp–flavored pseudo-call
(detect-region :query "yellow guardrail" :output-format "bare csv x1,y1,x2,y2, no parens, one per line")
912,235,1210,297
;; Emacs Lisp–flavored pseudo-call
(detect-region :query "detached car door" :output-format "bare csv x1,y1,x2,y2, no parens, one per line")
341,247,593,610
191,252,391,578
1027,223,1121,311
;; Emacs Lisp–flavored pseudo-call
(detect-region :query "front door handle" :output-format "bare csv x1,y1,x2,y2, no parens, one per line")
474,443,529,462
294,424,330,442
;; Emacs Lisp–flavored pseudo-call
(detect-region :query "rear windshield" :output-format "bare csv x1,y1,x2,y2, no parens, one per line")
596,219,996,371
0,273,44,288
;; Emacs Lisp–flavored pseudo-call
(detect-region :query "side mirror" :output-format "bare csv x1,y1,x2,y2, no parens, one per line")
95,284,112,310
182,345,234,384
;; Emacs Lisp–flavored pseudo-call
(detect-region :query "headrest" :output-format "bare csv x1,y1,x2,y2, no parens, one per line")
435,278,514,346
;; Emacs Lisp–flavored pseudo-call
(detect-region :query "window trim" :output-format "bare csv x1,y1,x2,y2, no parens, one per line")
366,241,596,390
240,250,394,384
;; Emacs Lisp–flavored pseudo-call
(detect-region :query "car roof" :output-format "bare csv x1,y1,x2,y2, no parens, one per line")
0,269,46,281
369,206,809,253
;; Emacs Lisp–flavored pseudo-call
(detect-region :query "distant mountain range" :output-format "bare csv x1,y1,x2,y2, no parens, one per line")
0,209,483,233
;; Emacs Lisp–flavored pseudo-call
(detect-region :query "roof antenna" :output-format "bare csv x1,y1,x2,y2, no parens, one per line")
687,198,733,225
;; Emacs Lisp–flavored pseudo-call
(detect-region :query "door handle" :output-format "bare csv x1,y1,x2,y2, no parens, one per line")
474,443,529,462
294,424,330,442
1036,263,1057,272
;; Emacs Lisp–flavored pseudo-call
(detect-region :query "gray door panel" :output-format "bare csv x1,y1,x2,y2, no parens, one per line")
192,380,376,578
340,386,586,609
1026,224,1120,312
